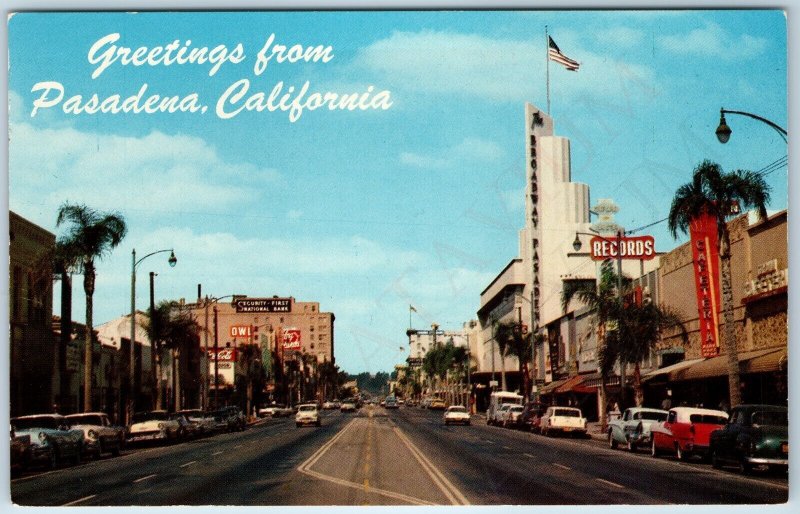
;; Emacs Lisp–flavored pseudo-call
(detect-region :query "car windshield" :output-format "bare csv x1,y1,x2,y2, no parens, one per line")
510,406,524,412
640,411,668,421
553,409,581,417
752,411,788,426
67,415,104,426
298,405,317,412
689,414,727,425
448,407,467,413
12,417,62,430
133,412,169,423
179,410,202,416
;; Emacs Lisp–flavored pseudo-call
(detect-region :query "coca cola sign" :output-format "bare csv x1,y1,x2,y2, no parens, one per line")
208,348,237,361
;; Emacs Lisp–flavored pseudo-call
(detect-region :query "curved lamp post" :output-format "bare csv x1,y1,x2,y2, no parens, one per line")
128,249,176,424
716,108,787,144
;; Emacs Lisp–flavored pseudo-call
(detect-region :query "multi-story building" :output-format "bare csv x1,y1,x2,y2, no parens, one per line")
9,212,56,417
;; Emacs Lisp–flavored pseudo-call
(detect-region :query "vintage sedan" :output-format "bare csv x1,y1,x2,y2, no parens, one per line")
295,404,322,427
10,428,32,473
607,407,668,451
709,404,788,473
501,405,525,429
540,407,588,437
66,412,125,458
651,407,728,461
127,410,183,443
443,405,471,426
520,402,549,433
340,401,357,413
11,414,84,468
429,398,447,410
177,409,218,436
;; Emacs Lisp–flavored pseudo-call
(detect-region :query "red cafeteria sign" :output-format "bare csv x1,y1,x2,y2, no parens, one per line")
282,329,301,349
589,235,656,261
689,212,722,358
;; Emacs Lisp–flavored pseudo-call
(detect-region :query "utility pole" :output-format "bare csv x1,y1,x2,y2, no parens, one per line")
213,305,219,410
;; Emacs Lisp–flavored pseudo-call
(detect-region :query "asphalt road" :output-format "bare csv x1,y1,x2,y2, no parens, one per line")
10,405,788,506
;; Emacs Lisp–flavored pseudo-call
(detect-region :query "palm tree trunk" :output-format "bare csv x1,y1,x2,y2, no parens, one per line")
83,265,96,412
60,271,72,411
600,376,608,431
633,362,644,407
155,349,163,410
618,356,627,409
500,348,507,391
720,250,741,407
174,347,181,411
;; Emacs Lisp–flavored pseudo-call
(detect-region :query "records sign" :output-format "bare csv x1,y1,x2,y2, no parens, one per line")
234,298,292,313
282,329,301,349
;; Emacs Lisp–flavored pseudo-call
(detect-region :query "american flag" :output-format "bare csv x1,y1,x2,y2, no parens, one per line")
548,36,579,71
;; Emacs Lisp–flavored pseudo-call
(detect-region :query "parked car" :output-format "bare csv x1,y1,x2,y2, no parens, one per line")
443,405,471,426
321,401,337,410
66,412,125,458
429,398,447,410
340,401,357,413
296,404,322,427
11,414,84,468
10,428,32,473
651,407,728,461
540,406,588,437
709,404,788,473
520,402,549,433
170,413,201,439
258,403,282,417
607,407,668,451
385,397,399,409
127,410,183,443
177,409,218,436
501,405,525,428
486,391,523,425
490,403,513,426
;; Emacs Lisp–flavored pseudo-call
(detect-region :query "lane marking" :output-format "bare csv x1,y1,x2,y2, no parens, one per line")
62,494,96,506
553,463,571,471
483,439,495,444
180,461,196,468
502,446,511,450
234,444,242,449
596,478,625,489
394,426,471,505
212,451,223,456
132,474,157,483
523,453,534,458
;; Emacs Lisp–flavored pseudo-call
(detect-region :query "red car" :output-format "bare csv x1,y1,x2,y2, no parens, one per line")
650,407,728,461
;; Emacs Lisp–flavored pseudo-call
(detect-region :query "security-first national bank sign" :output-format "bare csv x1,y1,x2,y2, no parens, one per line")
234,297,292,313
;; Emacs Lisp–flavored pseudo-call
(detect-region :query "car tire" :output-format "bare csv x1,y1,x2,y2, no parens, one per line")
111,444,121,457
676,444,688,461
316,420,321,427
608,431,618,449
627,439,636,452
651,439,659,458
296,423,301,428
47,448,57,469
73,447,82,466
740,458,753,474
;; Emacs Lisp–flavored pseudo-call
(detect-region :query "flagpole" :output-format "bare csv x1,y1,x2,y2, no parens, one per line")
545,25,550,115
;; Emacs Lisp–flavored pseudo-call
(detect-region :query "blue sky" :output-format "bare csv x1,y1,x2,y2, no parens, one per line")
7,10,788,374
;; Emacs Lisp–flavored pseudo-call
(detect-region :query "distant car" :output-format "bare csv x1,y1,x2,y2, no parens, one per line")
340,401,357,413
520,402,549,433
429,398,447,410
486,392,524,425
709,404,788,473
170,413,201,439
501,405,525,429
443,406,471,426
540,407,588,437
128,410,182,443
651,407,728,461
10,428,32,473
296,404,322,427
66,412,125,458
385,397,399,409
221,406,247,430
607,407,668,452
177,409,217,436
490,403,514,426
398,399,405,406
322,401,336,410
11,414,84,468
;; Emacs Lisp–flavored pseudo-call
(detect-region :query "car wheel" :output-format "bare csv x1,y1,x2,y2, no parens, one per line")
608,430,618,449
73,447,82,466
47,448,57,469
111,444,121,457
627,439,636,452
316,420,321,427
296,423,301,428
676,444,688,461
651,439,659,458
740,458,753,474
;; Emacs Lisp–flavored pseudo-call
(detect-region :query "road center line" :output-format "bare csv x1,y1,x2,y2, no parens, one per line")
180,461,197,468
212,451,223,456
596,478,625,489
502,446,512,450
132,474,157,483
553,463,571,471
62,494,96,506
523,453,534,458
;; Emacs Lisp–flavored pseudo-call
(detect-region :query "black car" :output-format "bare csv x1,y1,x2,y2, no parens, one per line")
520,402,549,432
709,404,788,473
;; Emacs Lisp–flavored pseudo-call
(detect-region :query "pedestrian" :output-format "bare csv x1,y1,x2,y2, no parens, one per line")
610,401,621,420
661,396,672,410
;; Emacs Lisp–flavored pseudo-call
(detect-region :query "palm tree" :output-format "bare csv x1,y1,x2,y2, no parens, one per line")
504,325,532,399
238,343,265,417
668,160,770,408
56,203,127,411
562,261,627,428
492,321,513,391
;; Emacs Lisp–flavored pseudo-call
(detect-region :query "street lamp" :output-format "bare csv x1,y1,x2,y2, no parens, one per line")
715,108,787,144
128,248,176,425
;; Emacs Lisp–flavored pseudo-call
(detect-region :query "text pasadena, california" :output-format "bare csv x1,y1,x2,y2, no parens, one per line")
28,33,394,122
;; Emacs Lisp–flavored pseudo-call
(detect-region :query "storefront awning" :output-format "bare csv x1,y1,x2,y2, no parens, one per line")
554,373,596,394
742,348,787,374
642,358,705,383
671,348,781,382
539,378,568,395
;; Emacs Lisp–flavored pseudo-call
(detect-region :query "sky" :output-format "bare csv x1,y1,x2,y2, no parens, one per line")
6,9,789,375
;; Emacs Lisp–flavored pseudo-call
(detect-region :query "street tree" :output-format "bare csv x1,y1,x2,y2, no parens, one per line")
668,160,770,407
56,203,127,411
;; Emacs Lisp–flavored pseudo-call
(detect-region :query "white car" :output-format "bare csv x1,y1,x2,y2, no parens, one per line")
127,411,183,443
296,404,321,427
607,407,668,451
501,405,525,428
540,406,588,437
66,412,125,457
443,406,471,426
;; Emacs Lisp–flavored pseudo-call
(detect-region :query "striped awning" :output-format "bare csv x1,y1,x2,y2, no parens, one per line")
671,348,783,382
642,358,706,383
538,378,568,394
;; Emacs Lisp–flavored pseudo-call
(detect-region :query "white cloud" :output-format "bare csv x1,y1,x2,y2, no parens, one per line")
8,119,282,228
657,22,767,59
354,30,656,103
595,27,644,47
287,209,304,220
399,136,504,170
